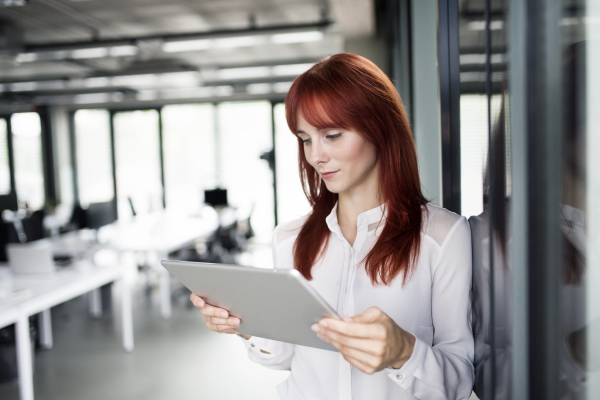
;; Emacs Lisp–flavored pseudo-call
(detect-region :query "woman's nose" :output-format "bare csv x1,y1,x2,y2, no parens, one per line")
310,141,328,165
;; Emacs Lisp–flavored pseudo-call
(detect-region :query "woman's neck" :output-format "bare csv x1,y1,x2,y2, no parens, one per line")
336,178,382,247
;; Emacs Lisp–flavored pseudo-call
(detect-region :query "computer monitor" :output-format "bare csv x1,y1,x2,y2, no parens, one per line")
86,201,117,230
204,189,228,207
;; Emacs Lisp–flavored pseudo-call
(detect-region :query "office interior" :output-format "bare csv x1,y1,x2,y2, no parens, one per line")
0,0,598,399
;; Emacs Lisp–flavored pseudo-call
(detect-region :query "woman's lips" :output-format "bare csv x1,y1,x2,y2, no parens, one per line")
321,171,338,180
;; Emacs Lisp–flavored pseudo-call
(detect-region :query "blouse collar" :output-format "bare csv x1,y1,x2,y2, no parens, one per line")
325,201,387,235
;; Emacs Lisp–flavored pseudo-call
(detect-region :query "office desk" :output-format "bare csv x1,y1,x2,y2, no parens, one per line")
0,263,133,400
100,210,219,319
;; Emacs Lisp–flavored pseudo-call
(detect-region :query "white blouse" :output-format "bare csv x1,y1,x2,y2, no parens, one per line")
241,203,474,400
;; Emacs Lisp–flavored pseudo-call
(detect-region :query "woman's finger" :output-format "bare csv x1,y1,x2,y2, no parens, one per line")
318,318,386,340
317,326,385,356
190,293,205,308
209,316,241,327
199,303,229,318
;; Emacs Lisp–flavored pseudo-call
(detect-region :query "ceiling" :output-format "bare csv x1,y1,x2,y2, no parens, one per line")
0,0,374,108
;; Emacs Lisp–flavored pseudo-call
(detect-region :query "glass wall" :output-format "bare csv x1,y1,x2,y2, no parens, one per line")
11,112,44,210
162,104,216,214
217,101,274,244
113,110,162,220
274,103,311,225
74,109,114,205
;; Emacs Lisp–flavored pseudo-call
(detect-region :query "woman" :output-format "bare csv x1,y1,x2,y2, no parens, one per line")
191,53,474,400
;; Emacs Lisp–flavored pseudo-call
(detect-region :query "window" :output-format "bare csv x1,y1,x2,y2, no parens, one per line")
218,102,274,243
0,118,10,195
11,112,44,210
74,109,114,205
162,104,216,214
113,110,162,220
274,103,311,224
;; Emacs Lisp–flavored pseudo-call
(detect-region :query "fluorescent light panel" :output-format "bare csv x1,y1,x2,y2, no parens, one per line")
271,31,323,44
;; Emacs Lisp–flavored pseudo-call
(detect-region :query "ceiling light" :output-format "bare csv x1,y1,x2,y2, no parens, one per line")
156,71,199,87
213,36,265,49
161,87,214,99
109,45,138,57
273,82,293,93
85,77,111,88
74,93,112,104
71,47,108,59
137,90,158,101
162,39,212,53
217,66,271,80
272,63,313,76
246,83,272,95
111,74,158,87
0,0,27,6
271,31,323,44
10,82,38,91
15,53,37,63
214,85,234,96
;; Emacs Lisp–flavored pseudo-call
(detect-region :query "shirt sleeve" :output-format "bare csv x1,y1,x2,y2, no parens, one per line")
240,224,296,370
385,216,475,400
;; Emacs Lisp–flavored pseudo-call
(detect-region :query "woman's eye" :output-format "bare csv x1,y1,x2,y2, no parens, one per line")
301,138,311,144
326,133,342,140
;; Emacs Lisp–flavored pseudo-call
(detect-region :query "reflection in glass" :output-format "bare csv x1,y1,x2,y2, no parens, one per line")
114,110,162,220
274,103,311,224
162,104,216,214
74,109,114,205
0,119,10,195
11,112,44,210
218,101,274,244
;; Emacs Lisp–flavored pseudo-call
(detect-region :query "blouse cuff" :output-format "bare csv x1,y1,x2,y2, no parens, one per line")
239,335,277,360
385,332,426,389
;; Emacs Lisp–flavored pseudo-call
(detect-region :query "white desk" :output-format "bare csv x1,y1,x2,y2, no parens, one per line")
100,209,218,319
0,262,133,400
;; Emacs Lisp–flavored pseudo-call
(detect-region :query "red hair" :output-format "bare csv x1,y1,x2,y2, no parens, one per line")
285,53,428,286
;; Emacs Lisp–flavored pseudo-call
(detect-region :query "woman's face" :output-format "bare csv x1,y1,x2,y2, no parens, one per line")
296,113,379,196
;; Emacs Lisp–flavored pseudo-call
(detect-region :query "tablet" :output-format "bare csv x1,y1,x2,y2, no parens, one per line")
161,260,340,351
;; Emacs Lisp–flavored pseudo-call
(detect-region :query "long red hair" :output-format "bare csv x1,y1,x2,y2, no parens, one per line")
285,53,428,286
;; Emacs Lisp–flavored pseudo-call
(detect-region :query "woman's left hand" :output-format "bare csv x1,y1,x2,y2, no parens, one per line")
312,307,416,375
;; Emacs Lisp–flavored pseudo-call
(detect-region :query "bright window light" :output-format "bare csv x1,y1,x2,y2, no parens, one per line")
71,47,108,59
272,63,313,76
213,36,265,49
271,31,323,44
162,39,212,53
247,83,272,95
218,66,271,80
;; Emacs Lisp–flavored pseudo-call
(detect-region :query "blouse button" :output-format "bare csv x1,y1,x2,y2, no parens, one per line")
396,374,402,380
251,343,255,347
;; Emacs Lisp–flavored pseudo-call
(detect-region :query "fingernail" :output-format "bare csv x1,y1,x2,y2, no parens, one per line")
232,318,240,326
319,320,328,327
220,311,228,318
311,324,320,333
317,333,325,341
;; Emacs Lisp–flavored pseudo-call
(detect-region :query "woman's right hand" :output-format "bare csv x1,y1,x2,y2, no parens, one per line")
190,293,251,340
